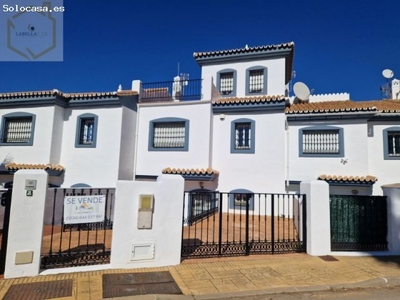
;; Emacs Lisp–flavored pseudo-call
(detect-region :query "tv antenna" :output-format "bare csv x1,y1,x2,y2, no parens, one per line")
293,82,311,101
381,69,394,99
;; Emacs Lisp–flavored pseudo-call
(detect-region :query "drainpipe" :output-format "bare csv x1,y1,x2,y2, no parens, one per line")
132,83,141,181
285,118,290,191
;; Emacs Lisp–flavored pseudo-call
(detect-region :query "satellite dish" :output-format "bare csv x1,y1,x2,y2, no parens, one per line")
382,69,394,79
293,82,311,101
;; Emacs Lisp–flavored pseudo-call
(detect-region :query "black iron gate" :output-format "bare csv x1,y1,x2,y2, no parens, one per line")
0,182,13,274
41,188,115,269
181,192,306,259
330,195,388,251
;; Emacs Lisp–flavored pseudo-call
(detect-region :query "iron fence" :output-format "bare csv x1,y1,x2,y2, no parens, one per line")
330,195,388,251
140,79,202,102
181,192,306,258
41,188,115,269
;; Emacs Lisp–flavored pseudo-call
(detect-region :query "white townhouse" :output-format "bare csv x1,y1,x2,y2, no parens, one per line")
0,41,400,201
0,90,138,188
134,42,400,199
135,42,294,196
286,98,400,196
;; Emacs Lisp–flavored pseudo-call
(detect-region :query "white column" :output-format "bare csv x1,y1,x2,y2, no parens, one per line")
382,184,400,254
5,170,48,278
300,180,330,256
132,80,142,93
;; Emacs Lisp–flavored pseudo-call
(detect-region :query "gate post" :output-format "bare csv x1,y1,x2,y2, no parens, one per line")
4,170,48,278
300,180,330,256
382,184,400,254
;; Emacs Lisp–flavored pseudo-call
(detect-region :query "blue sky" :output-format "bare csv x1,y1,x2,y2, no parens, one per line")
0,0,399,100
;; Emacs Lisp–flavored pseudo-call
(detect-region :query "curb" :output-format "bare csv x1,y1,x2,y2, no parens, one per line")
111,276,400,300
188,276,400,300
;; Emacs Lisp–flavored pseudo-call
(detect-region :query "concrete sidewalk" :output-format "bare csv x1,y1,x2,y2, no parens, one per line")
1,254,400,299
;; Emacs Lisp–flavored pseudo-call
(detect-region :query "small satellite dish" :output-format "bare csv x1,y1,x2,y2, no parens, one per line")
382,69,394,79
293,82,311,101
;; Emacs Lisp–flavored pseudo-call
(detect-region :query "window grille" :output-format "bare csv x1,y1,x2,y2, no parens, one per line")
388,132,400,156
219,72,234,95
153,122,186,148
249,70,264,93
79,118,95,144
235,123,251,149
2,117,32,143
302,130,340,154
234,193,251,206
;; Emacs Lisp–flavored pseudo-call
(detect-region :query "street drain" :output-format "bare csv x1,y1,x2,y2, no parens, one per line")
319,255,339,262
3,279,72,300
102,271,182,298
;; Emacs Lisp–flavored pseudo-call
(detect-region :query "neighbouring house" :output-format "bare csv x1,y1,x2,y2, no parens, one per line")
0,90,138,187
1,41,400,202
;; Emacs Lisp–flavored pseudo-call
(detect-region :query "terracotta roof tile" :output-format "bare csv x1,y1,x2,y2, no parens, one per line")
5,163,65,171
318,174,378,183
162,167,219,176
0,89,136,100
0,89,63,99
214,95,285,105
194,42,294,59
286,100,400,114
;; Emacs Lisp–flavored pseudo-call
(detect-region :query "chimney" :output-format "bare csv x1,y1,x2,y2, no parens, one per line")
392,79,400,99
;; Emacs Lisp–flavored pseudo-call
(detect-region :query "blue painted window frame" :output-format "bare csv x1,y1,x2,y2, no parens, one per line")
231,118,255,154
246,66,268,95
148,117,189,151
299,125,344,157
217,69,237,97
383,127,400,160
75,113,98,148
229,189,254,210
0,112,36,146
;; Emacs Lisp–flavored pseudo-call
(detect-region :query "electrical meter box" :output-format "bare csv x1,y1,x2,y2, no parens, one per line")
137,194,154,229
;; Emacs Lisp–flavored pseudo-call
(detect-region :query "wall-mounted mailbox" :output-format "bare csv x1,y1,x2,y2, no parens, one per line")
137,194,154,229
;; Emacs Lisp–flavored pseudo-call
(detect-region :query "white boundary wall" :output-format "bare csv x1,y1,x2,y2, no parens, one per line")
110,174,184,269
5,170,48,278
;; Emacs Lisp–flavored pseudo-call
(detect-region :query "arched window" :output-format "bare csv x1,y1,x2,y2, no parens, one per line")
229,188,254,210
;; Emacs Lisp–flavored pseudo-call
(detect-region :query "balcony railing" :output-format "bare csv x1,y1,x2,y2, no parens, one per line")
140,79,202,102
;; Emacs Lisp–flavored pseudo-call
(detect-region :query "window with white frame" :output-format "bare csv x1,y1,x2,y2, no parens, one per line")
299,126,344,157
231,118,255,153
149,118,189,151
383,127,400,160
0,112,35,146
75,113,98,148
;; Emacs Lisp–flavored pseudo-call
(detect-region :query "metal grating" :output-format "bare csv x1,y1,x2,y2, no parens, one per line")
102,271,182,298
3,280,72,300
319,255,339,262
